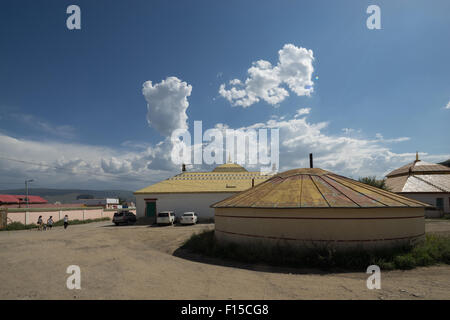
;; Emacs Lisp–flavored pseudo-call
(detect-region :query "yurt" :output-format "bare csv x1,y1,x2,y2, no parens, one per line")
212,167,429,250
385,153,450,216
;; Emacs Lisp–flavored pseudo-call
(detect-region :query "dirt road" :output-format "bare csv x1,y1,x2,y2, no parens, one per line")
0,220,449,299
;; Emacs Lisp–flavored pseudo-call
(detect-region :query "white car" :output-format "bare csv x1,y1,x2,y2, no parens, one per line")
180,212,198,225
157,211,175,225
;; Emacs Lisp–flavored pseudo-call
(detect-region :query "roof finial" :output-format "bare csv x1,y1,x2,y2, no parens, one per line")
228,152,232,163
416,151,419,162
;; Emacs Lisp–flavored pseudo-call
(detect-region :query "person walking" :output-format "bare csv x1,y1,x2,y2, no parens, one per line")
37,215,43,231
63,215,69,230
47,216,54,230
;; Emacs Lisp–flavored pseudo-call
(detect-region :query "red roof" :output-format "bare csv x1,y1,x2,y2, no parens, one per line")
2,203,81,209
20,195,47,203
0,195,48,204
0,195,20,204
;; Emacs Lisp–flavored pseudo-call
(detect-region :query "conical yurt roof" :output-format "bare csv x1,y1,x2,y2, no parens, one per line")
386,160,450,178
212,168,429,208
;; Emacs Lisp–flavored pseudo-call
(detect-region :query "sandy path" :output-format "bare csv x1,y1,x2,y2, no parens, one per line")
0,220,449,300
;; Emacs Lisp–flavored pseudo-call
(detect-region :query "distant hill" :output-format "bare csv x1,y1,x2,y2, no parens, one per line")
439,159,450,168
0,188,135,204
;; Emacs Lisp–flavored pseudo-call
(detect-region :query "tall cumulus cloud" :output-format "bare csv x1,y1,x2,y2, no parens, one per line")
142,76,192,137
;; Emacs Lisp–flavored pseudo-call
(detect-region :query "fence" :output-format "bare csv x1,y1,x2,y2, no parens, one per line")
2,207,136,226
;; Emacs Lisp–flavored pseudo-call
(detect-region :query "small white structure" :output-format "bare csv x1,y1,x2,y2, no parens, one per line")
385,153,450,217
134,163,272,222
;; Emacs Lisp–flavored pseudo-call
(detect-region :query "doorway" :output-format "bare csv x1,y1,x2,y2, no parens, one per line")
145,199,157,223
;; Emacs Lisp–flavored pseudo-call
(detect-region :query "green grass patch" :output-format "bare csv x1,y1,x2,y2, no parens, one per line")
3,222,38,231
1,217,110,231
181,230,450,271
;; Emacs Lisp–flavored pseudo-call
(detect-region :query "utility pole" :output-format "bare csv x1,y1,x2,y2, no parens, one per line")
25,179,34,208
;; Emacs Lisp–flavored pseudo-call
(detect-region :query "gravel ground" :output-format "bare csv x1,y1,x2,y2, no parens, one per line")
0,219,449,300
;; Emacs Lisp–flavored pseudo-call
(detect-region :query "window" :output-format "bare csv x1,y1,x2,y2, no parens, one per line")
436,198,444,210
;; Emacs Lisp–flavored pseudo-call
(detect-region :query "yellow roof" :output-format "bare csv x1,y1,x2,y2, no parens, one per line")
134,165,272,194
212,168,430,208
212,163,248,172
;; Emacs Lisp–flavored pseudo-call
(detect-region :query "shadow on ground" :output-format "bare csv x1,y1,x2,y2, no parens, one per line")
172,246,350,276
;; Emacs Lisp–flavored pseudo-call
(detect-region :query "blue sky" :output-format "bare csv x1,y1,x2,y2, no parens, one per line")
0,0,449,190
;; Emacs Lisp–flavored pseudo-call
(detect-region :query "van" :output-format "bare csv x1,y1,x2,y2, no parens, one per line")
112,210,137,226
157,211,175,225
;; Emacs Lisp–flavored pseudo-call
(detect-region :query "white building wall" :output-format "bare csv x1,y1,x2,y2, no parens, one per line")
135,192,236,220
400,193,450,214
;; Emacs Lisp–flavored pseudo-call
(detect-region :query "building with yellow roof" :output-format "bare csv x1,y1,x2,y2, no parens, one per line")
134,163,272,222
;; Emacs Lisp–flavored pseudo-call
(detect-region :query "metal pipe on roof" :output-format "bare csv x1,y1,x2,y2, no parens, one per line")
309,153,313,168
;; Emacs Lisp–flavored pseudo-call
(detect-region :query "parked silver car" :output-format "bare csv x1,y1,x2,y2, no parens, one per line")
180,212,198,225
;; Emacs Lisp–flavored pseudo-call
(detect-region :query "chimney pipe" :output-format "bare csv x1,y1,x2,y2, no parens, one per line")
309,153,313,168
182,163,186,172
252,178,255,188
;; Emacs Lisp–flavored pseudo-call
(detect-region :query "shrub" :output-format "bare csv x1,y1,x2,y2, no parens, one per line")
393,254,416,269
358,176,390,190
4,222,37,231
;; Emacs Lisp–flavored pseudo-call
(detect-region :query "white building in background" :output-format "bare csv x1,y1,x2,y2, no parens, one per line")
76,198,121,209
134,163,272,222
385,153,450,217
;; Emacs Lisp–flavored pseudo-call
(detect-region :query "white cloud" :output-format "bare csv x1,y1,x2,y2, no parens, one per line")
374,133,410,143
232,117,446,179
0,133,179,190
2,113,76,139
342,128,360,134
214,123,230,130
120,140,151,150
0,114,445,190
101,157,133,174
142,76,192,137
219,44,315,107
445,101,450,109
295,107,311,117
